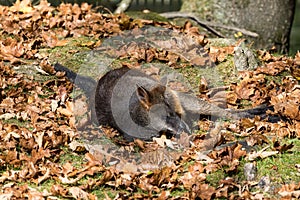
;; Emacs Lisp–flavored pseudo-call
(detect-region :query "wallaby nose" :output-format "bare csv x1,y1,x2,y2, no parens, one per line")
165,119,191,138
178,120,191,135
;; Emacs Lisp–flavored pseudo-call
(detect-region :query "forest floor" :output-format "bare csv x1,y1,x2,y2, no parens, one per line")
0,0,300,199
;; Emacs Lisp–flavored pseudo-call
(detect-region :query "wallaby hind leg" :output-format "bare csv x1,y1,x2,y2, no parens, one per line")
174,91,274,121
174,91,237,119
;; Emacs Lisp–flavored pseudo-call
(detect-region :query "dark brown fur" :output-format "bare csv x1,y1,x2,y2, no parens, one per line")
94,67,190,140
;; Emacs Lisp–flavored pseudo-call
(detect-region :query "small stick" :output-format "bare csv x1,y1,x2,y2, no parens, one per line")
161,12,259,38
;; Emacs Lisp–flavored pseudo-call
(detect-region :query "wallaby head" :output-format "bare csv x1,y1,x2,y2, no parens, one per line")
95,67,190,141
135,85,166,111
130,83,190,138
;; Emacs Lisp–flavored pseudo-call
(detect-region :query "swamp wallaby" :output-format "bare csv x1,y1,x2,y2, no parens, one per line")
54,64,272,141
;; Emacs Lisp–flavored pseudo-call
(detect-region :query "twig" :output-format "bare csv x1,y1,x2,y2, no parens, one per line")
114,0,132,14
161,12,259,38
161,12,224,37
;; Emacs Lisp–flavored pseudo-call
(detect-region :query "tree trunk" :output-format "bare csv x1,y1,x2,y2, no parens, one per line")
181,0,296,53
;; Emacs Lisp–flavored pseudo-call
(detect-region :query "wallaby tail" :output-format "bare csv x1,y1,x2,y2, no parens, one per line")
54,63,78,83
54,63,97,98
233,104,282,122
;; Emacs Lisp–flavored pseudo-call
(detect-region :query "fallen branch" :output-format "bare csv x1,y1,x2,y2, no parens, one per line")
161,12,259,38
114,0,132,14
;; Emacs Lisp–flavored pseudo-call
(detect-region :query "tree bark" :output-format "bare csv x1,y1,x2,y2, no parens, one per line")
181,0,296,53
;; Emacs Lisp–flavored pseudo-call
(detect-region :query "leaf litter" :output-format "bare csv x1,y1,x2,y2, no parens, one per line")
0,0,300,199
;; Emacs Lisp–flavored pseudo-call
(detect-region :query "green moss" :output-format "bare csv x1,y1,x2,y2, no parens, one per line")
59,146,85,169
178,64,231,93
256,139,300,184
239,99,254,108
206,169,226,187
2,118,32,130
35,179,56,191
170,187,188,197
264,70,291,85
92,187,121,199
39,36,100,71
215,55,239,84
207,38,237,48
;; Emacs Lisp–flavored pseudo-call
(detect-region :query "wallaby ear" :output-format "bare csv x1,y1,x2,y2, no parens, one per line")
136,85,151,109
152,85,166,94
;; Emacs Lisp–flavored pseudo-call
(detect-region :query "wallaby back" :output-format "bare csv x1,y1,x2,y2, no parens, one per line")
94,66,190,140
